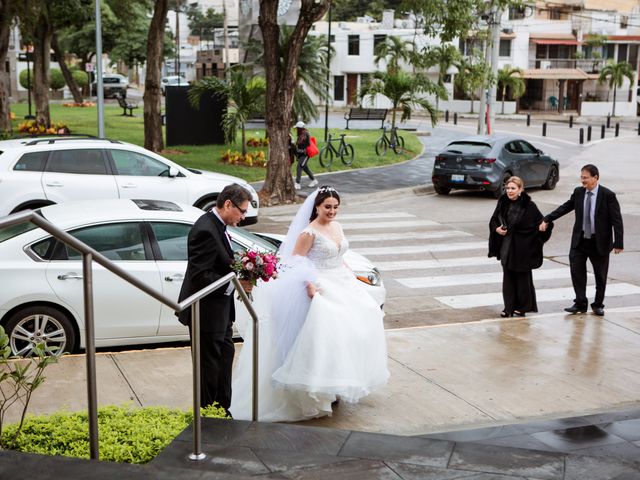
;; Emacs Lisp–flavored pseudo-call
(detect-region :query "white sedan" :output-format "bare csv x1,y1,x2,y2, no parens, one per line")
0,199,385,356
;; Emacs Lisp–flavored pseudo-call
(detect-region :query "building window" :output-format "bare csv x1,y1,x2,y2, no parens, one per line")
620,16,629,29
604,44,615,59
548,8,562,20
629,44,639,69
348,35,360,55
617,43,628,63
499,39,511,57
373,34,386,53
334,75,344,101
509,6,525,20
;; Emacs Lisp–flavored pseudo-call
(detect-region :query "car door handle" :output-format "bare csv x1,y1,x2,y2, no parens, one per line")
58,273,83,280
121,183,138,188
46,181,64,187
164,274,185,282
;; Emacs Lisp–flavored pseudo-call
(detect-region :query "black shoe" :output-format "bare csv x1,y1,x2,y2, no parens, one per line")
513,311,526,317
592,306,605,316
564,304,587,314
500,311,512,318
331,398,340,407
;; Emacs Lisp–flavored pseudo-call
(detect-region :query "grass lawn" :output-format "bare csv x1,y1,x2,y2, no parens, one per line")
9,102,424,183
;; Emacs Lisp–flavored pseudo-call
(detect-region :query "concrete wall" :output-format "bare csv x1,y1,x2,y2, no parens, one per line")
580,101,637,117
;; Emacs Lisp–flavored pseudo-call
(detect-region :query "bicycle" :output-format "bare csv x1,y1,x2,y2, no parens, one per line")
375,125,405,156
319,133,355,168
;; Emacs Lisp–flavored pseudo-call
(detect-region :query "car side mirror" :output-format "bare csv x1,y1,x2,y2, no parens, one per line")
168,166,179,177
536,149,543,155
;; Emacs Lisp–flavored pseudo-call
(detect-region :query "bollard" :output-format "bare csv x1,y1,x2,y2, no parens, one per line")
454,112,457,125
607,115,611,128
445,110,449,122
569,115,573,128
542,122,547,137
615,123,620,137
526,113,530,126
579,128,584,144
638,122,640,135
601,124,605,139
587,125,592,142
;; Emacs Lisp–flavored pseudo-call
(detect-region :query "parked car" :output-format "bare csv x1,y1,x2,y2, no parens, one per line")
0,199,385,356
0,136,259,224
91,74,129,98
431,135,560,198
161,75,189,95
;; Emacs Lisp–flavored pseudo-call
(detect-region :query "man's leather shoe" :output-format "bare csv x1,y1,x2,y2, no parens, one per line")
564,304,587,314
592,306,605,316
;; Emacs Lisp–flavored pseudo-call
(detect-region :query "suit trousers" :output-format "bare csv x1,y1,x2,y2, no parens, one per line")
190,323,235,411
569,237,610,308
502,268,538,314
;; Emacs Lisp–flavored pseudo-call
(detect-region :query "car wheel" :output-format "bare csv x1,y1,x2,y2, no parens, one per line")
543,166,559,190
196,197,218,211
434,183,451,195
493,172,511,198
4,306,76,357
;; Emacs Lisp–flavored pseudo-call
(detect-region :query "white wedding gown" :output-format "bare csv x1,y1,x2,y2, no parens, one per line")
230,225,389,422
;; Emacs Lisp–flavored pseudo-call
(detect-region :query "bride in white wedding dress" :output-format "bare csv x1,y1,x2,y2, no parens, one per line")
230,186,389,421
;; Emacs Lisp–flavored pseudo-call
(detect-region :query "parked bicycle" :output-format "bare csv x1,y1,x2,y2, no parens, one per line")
319,133,354,168
375,125,405,156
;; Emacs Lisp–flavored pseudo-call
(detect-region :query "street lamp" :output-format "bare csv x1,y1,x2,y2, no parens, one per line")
24,45,35,120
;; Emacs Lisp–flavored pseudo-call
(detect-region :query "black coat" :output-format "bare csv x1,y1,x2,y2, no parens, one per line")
177,211,235,337
544,185,623,256
488,192,552,272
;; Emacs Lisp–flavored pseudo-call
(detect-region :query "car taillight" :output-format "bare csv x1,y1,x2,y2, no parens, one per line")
476,158,496,164
435,155,443,162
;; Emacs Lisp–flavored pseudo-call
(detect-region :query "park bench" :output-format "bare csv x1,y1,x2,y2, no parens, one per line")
116,94,139,117
344,108,388,129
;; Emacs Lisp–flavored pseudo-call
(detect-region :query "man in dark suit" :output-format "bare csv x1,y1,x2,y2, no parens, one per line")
540,164,623,316
178,184,253,412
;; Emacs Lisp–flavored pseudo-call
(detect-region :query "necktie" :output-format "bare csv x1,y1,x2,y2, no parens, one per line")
583,191,593,239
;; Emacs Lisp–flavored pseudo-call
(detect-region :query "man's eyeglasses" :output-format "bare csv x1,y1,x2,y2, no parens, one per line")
231,201,247,215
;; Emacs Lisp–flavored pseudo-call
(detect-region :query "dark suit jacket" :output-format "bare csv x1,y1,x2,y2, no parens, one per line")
544,185,623,256
178,211,235,336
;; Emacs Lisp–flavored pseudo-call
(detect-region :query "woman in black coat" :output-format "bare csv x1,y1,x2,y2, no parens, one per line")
488,176,553,317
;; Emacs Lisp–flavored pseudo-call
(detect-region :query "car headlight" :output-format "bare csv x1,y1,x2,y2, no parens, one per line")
355,268,382,287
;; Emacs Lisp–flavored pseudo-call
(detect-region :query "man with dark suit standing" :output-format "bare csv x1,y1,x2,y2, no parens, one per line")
540,164,623,316
178,184,253,413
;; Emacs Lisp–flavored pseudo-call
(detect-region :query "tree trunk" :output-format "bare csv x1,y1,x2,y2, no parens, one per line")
51,33,83,103
258,0,328,205
33,13,51,127
241,125,246,156
144,0,168,152
0,0,12,132
612,87,617,116
501,86,506,114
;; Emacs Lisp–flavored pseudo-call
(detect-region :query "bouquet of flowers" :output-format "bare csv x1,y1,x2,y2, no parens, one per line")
231,250,279,297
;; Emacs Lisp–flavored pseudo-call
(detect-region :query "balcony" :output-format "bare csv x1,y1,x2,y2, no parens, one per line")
530,58,606,72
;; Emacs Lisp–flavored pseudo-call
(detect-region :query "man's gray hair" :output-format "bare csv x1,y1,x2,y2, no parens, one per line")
216,183,252,208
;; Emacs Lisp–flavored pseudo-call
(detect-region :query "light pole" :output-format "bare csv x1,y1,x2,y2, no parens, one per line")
323,2,332,142
24,45,34,120
95,0,105,138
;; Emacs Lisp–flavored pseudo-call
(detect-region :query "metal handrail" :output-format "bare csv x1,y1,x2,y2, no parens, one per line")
0,209,260,462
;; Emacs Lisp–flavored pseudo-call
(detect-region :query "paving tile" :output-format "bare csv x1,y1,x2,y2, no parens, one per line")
174,418,252,445
570,441,640,463
602,419,640,442
230,422,351,455
531,425,627,452
470,434,562,453
385,461,479,479
252,447,357,473
448,443,565,480
564,453,640,480
338,431,454,468
276,459,403,480
580,408,640,426
152,440,270,475
421,425,530,443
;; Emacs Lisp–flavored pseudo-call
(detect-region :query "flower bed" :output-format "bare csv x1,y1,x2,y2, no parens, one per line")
221,149,267,167
246,137,269,147
18,120,71,135
63,101,96,108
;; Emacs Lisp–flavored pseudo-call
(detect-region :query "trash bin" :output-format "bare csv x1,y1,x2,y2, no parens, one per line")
165,86,226,146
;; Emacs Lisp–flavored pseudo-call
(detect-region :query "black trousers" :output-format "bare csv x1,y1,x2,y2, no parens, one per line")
295,154,315,183
502,268,538,314
190,322,235,410
569,237,610,308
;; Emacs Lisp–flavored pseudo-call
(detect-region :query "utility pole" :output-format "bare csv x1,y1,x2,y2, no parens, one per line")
487,6,502,133
477,38,488,134
175,3,181,76
223,0,230,78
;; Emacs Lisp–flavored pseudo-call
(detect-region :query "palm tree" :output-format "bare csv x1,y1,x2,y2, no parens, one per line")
454,52,491,114
422,44,460,113
497,66,525,114
188,67,266,155
359,70,438,128
374,35,415,74
598,60,634,116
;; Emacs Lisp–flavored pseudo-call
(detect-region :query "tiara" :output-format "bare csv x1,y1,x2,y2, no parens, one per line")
318,186,338,194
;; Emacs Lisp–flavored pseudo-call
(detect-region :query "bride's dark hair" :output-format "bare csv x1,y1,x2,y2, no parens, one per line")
309,186,340,222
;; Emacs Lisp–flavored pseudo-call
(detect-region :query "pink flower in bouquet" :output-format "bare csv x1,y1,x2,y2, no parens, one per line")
232,249,280,287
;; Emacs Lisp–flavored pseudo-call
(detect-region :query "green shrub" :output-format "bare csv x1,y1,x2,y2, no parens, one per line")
72,69,89,88
49,68,65,90
2,404,228,464
18,69,33,89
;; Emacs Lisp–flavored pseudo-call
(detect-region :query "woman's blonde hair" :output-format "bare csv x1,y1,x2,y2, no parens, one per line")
506,176,525,190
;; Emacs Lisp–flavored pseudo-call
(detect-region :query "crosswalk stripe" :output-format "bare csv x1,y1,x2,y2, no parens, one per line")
355,242,487,255
396,268,575,289
266,212,416,222
435,283,640,309
341,220,440,230
348,230,472,243
375,257,495,271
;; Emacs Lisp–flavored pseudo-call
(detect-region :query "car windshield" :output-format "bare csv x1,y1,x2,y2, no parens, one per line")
445,142,492,155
